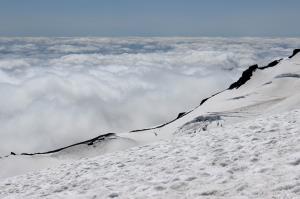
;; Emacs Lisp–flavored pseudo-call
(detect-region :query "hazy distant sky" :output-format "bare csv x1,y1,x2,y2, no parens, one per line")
0,0,300,37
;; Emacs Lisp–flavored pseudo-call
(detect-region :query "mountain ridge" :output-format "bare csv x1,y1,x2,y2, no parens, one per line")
1,48,299,159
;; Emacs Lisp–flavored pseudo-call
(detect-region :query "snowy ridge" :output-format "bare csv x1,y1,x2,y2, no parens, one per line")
0,49,300,198
0,108,300,198
4,37,298,156
2,49,296,157
0,49,300,180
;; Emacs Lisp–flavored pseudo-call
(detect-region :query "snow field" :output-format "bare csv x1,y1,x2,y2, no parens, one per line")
1,109,299,199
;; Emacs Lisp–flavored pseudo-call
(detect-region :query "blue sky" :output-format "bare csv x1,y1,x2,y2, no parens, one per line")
0,0,300,37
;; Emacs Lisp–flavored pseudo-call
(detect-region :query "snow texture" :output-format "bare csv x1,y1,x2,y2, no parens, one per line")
0,109,299,198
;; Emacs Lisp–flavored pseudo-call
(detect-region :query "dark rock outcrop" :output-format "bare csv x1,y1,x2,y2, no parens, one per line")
288,49,300,59
259,59,282,69
200,98,209,105
18,133,116,156
227,49,299,90
228,64,258,89
176,112,186,119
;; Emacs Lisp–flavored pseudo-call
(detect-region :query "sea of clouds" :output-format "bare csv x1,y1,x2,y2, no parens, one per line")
0,37,300,155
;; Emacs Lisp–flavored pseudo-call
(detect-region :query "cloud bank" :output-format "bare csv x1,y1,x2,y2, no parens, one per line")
0,37,300,155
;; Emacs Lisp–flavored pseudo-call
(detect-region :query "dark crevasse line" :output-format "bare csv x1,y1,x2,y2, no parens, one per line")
2,49,299,158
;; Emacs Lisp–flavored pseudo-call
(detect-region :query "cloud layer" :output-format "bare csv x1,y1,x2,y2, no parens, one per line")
0,37,300,155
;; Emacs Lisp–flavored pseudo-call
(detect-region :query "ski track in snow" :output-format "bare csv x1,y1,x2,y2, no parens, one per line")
1,109,300,199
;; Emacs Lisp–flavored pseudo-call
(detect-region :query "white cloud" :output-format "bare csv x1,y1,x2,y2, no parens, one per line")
0,37,300,155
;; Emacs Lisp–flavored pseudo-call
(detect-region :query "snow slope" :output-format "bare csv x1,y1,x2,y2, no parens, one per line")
0,108,300,198
0,50,300,198
1,50,300,178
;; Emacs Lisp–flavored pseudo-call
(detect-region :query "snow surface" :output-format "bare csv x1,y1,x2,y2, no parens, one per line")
0,109,300,198
0,52,300,198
